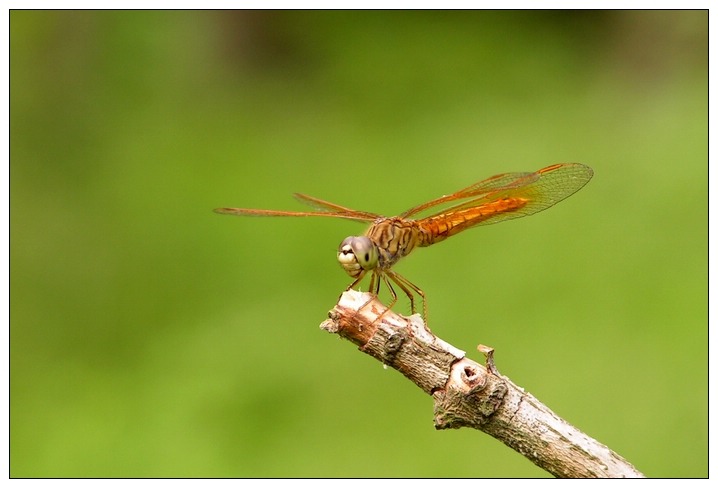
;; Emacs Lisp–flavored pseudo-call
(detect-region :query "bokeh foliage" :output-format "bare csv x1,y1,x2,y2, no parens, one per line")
10,10,707,477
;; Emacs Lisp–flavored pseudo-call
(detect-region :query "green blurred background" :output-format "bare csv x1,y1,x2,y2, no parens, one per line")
10,10,707,477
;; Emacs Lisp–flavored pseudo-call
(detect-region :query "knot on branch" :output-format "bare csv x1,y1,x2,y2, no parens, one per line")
433,359,508,430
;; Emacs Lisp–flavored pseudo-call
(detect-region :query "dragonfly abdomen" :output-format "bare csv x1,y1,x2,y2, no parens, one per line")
418,196,529,245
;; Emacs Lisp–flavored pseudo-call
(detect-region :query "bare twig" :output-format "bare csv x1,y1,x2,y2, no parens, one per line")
320,290,644,479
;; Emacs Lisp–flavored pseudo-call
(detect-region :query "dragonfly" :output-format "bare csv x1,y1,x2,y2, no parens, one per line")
215,163,593,322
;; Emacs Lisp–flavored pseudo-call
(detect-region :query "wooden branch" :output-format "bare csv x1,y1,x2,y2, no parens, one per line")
320,290,645,479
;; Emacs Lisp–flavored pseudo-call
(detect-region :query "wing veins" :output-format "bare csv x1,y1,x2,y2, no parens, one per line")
414,163,593,233
213,207,377,222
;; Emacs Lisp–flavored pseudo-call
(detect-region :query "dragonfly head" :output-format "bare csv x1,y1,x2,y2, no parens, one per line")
337,236,378,278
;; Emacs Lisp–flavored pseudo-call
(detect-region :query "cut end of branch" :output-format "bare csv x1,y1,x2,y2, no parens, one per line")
320,290,452,348
320,290,465,394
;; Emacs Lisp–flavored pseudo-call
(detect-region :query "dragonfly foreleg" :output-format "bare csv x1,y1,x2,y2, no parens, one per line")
368,272,378,295
346,272,368,294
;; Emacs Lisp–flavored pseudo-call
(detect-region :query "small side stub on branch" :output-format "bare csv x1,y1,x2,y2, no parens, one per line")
433,357,508,430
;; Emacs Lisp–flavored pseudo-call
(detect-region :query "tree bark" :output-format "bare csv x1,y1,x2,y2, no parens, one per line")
320,290,645,478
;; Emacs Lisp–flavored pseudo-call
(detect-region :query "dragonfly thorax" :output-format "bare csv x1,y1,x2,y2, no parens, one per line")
337,236,378,278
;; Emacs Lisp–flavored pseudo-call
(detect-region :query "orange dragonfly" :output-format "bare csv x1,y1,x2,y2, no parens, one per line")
215,163,593,321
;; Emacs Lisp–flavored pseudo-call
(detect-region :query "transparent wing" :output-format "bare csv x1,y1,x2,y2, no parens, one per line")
400,171,537,219
214,193,379,223
412,163,593,242
293,193,380,220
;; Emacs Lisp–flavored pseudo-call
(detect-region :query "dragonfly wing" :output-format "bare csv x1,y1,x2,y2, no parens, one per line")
293,193,380,219
415,163,593,242
400,171,538,218
215,193,381,222
214,207,377,222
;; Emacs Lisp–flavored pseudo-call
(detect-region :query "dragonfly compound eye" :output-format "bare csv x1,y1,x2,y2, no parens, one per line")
337,236,378,277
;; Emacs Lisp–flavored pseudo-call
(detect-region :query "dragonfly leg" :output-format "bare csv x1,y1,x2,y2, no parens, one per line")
369,272,379,295
346,270,382,297
345,271,427,334
347,271,389,324
357,273,400,333
386,270,428,326
346,272,367,293
392,276,415,313
380,273,399,312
